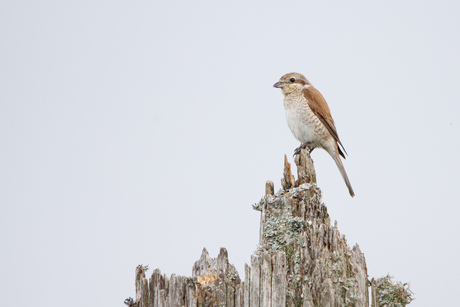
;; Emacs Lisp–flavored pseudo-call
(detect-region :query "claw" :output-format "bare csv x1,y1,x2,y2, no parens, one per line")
293,146,302,156
293,143,314,156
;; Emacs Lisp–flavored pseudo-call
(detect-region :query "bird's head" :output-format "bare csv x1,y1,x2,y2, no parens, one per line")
273,72,311,95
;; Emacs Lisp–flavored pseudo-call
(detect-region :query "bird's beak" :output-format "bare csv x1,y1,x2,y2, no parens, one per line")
273,82,283,88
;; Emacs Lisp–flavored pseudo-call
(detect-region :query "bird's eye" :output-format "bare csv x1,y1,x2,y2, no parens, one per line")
290,78,296,82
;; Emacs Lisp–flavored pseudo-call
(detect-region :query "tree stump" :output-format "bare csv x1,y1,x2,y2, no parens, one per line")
127,148,412,306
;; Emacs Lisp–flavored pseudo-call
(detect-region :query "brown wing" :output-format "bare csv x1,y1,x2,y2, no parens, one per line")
302,87,348,158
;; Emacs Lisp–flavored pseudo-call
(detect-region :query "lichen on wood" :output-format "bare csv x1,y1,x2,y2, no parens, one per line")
254,149,369,306
371,275,413,307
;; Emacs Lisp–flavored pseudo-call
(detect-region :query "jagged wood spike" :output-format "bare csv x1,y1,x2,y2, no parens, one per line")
281,154,296,190
250,255,261,307
265,180,274,196
244,264,251,307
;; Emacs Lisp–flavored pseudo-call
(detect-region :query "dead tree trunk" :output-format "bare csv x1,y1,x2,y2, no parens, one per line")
252,149,368,306
126,149,413,307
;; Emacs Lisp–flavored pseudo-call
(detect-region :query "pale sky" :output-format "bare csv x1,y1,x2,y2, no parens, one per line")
1,1,459,306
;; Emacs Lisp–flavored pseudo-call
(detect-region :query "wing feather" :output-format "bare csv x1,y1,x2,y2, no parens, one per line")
302,87,348,158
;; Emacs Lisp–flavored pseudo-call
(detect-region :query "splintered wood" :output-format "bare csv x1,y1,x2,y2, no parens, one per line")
133,248,286,307
281,155,295,190
257,148,368,306
129,148,383,306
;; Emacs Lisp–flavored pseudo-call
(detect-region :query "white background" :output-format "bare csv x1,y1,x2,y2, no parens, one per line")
1,1,459,306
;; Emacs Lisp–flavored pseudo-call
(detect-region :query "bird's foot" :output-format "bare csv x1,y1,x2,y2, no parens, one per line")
293,143,314,156
293,146,303,156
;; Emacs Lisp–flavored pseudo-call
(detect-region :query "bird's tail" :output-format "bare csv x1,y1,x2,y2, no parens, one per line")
328,147,355,197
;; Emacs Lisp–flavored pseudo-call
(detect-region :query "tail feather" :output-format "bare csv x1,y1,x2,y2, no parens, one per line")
328,147,355,197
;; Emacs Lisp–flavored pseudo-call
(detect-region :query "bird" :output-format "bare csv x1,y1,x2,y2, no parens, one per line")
273,72,355,197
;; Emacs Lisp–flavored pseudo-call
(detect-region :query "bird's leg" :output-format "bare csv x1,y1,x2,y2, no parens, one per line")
294,142,314,156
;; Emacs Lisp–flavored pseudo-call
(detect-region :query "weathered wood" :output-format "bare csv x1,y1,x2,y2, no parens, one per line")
250,255,261,307
265,180,274,196
271,251,286,307
371,282,378,307
235,283,243,307
294,148,316,186
281,154,295,190
257,148,369,306
259,198,266,245
226,282,235,306
302,283,314,307
261,252,272,307
127,147,413,307
243,264,250,307
168,274,185,307
214,249,227,306
157,289,166,307
185,281,197,307
135,265,149,307
149,269,164,307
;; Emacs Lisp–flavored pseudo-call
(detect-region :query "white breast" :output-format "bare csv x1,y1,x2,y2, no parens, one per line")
284,97,324,145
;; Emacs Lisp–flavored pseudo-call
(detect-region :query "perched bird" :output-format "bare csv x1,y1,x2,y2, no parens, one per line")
273,72,355,197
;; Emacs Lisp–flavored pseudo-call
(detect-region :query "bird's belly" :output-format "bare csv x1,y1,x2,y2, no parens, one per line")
285,106,323,145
